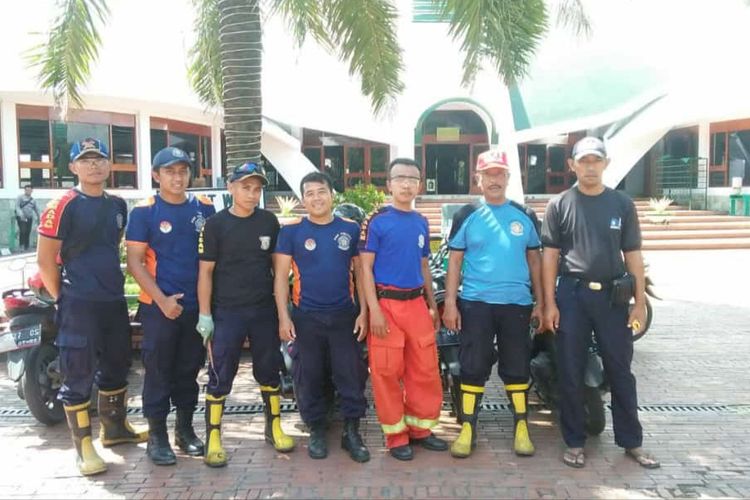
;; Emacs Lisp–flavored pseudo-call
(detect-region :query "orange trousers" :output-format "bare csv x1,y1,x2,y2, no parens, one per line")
368,295,443,448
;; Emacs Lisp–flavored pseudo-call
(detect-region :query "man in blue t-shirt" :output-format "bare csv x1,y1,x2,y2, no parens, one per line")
273,171,369,463
443,150,543,459
126,147,215,465
37,138,147,476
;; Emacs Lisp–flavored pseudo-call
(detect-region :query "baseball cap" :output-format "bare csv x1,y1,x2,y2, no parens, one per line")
70,138,109,161
572,137,607,160
152,147,193,170
227,162,268,185
476,150,509,171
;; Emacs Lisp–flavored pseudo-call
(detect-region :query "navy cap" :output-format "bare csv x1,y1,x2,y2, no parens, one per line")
152,147,193,170
227,162,268,185
572,137,607,160
70,138,109,162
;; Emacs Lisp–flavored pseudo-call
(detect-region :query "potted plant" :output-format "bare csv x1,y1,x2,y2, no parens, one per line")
647,196,673,225
275,195,300,225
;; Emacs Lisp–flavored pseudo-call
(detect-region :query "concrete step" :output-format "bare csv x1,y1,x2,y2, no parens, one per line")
642,238,750,250
640,230,750,240
641,221,750,231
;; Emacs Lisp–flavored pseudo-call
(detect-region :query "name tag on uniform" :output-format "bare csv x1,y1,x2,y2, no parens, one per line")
610,217,621,230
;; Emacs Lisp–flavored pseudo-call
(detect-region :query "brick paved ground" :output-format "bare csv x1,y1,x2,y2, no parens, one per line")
0,250,749,499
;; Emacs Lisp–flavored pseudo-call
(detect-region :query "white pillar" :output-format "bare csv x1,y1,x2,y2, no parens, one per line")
136,111,152,195
697,121,710,161
1,100,20,192
211,121,222,187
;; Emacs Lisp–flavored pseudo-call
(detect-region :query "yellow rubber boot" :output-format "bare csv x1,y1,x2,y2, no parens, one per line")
450,384,484,458
64,402,107,476
507,384,535,456
98,388,148,446
204,394,228,467
260,386,295,452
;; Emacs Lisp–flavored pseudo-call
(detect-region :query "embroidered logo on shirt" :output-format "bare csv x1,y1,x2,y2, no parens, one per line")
510,221,524,236
610,217,622,230
260,236,271,250
192,213,206,232
334,232,351,251
304,238,316,251
159,221,172,234
418,234,425,249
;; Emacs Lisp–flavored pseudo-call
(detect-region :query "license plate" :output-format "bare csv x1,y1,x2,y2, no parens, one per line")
0,324,42,354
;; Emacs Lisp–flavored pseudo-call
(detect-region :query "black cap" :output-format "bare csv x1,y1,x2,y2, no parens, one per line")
572,137,607,160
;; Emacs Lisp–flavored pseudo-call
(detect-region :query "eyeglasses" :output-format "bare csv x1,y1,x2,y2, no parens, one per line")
77,158,109,168
389,175,421,185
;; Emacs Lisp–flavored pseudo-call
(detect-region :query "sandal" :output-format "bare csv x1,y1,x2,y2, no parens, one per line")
563,447,585,468
625,448,661,469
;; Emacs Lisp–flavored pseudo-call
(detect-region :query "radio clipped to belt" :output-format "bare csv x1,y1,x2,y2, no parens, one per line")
610,273,635,306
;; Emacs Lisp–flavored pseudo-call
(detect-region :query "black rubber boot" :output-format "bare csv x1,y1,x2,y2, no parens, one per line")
341,418,370,463
308,423,328,459
146,417,176,465
175,409,205,456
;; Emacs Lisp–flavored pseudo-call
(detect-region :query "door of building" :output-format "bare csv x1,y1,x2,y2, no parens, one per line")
425,144,470,194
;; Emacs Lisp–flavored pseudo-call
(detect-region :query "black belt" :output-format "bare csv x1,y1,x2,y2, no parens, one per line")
560,275,612,291
376,286,424,301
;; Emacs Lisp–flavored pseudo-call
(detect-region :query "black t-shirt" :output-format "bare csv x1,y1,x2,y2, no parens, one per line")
198,208,280,308
541,187,641,281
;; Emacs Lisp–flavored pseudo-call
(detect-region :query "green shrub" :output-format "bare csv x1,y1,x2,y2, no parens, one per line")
334,183,385,216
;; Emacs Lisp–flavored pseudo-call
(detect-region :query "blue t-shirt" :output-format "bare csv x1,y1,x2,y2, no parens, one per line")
448,200,541,305
38,189,128,302
126,194,215,310
275,216,359,312
360,206,430,289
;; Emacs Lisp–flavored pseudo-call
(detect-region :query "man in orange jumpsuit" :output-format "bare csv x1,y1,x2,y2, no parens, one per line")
359,158,447,460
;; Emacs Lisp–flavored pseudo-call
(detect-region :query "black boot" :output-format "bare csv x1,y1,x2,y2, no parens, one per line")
98,387,148,447
175,409,205,456
341,418,370,463
147,417,176,465
308,423,328,459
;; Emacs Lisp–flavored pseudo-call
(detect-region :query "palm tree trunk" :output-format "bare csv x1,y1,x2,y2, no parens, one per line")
218,0,262,171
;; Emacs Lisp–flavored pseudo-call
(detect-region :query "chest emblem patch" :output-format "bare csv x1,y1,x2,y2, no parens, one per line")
304,238,317,251
510,221,524,236
610,217,622,230
116,213,125,231
418,234,425,249
192,213,206,232
159,220,172,234
335,232,351,251
259,236,271,250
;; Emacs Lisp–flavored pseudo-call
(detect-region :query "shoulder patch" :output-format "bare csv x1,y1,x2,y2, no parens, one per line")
39,189,78,238
136,196,156,208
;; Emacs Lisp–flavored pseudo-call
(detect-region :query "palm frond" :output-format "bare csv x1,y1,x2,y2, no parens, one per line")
442,0,547,87
26,0,109,118
553,0,592,37
326,0,404,115
269,0,331,48
188,0,224,107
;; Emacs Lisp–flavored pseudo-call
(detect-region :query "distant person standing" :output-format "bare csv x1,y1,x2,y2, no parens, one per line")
16,185,39,251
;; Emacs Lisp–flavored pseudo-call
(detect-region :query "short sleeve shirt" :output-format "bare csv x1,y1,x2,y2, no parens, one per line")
359,206,430,289
198,208,280,308
541,187,642,281
275,216,359,311
449,200,540,305
125,194,215,310
38,189,127,301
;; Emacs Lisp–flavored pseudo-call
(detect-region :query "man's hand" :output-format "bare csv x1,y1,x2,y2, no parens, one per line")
158,293,184,320
354,312,368,342
442,301,461,331
196,314,214,346
530,304,544,334
369,307,389,338
279,316,296,342
628,301,647,335
428,306,441,333
543,302,560,334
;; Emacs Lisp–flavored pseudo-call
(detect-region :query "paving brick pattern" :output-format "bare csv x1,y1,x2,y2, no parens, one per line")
0,250,749,499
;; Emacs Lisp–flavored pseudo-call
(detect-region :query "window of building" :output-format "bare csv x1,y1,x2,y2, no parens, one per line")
151,118,212,187
17,105,137,189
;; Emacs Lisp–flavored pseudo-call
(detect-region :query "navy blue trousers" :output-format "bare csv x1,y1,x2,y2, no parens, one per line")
55,294,131,406
458,300,532,387
291,307,367,425
139,303,205,419
207,303,281,397
555,277,643,449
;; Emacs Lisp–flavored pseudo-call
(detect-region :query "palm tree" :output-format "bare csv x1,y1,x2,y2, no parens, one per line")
29,0,589,171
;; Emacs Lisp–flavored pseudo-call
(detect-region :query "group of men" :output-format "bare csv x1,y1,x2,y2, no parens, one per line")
35,135,658,477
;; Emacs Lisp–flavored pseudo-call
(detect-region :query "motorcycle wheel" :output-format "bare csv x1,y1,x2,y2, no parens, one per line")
583,386,605,436
630,297,653,342
23,343,65,426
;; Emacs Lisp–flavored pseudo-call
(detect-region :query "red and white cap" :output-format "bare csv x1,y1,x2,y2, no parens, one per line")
476,150,509,171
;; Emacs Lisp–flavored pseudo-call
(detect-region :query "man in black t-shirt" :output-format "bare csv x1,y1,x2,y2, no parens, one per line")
196,163,294,468
541,137,659,470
